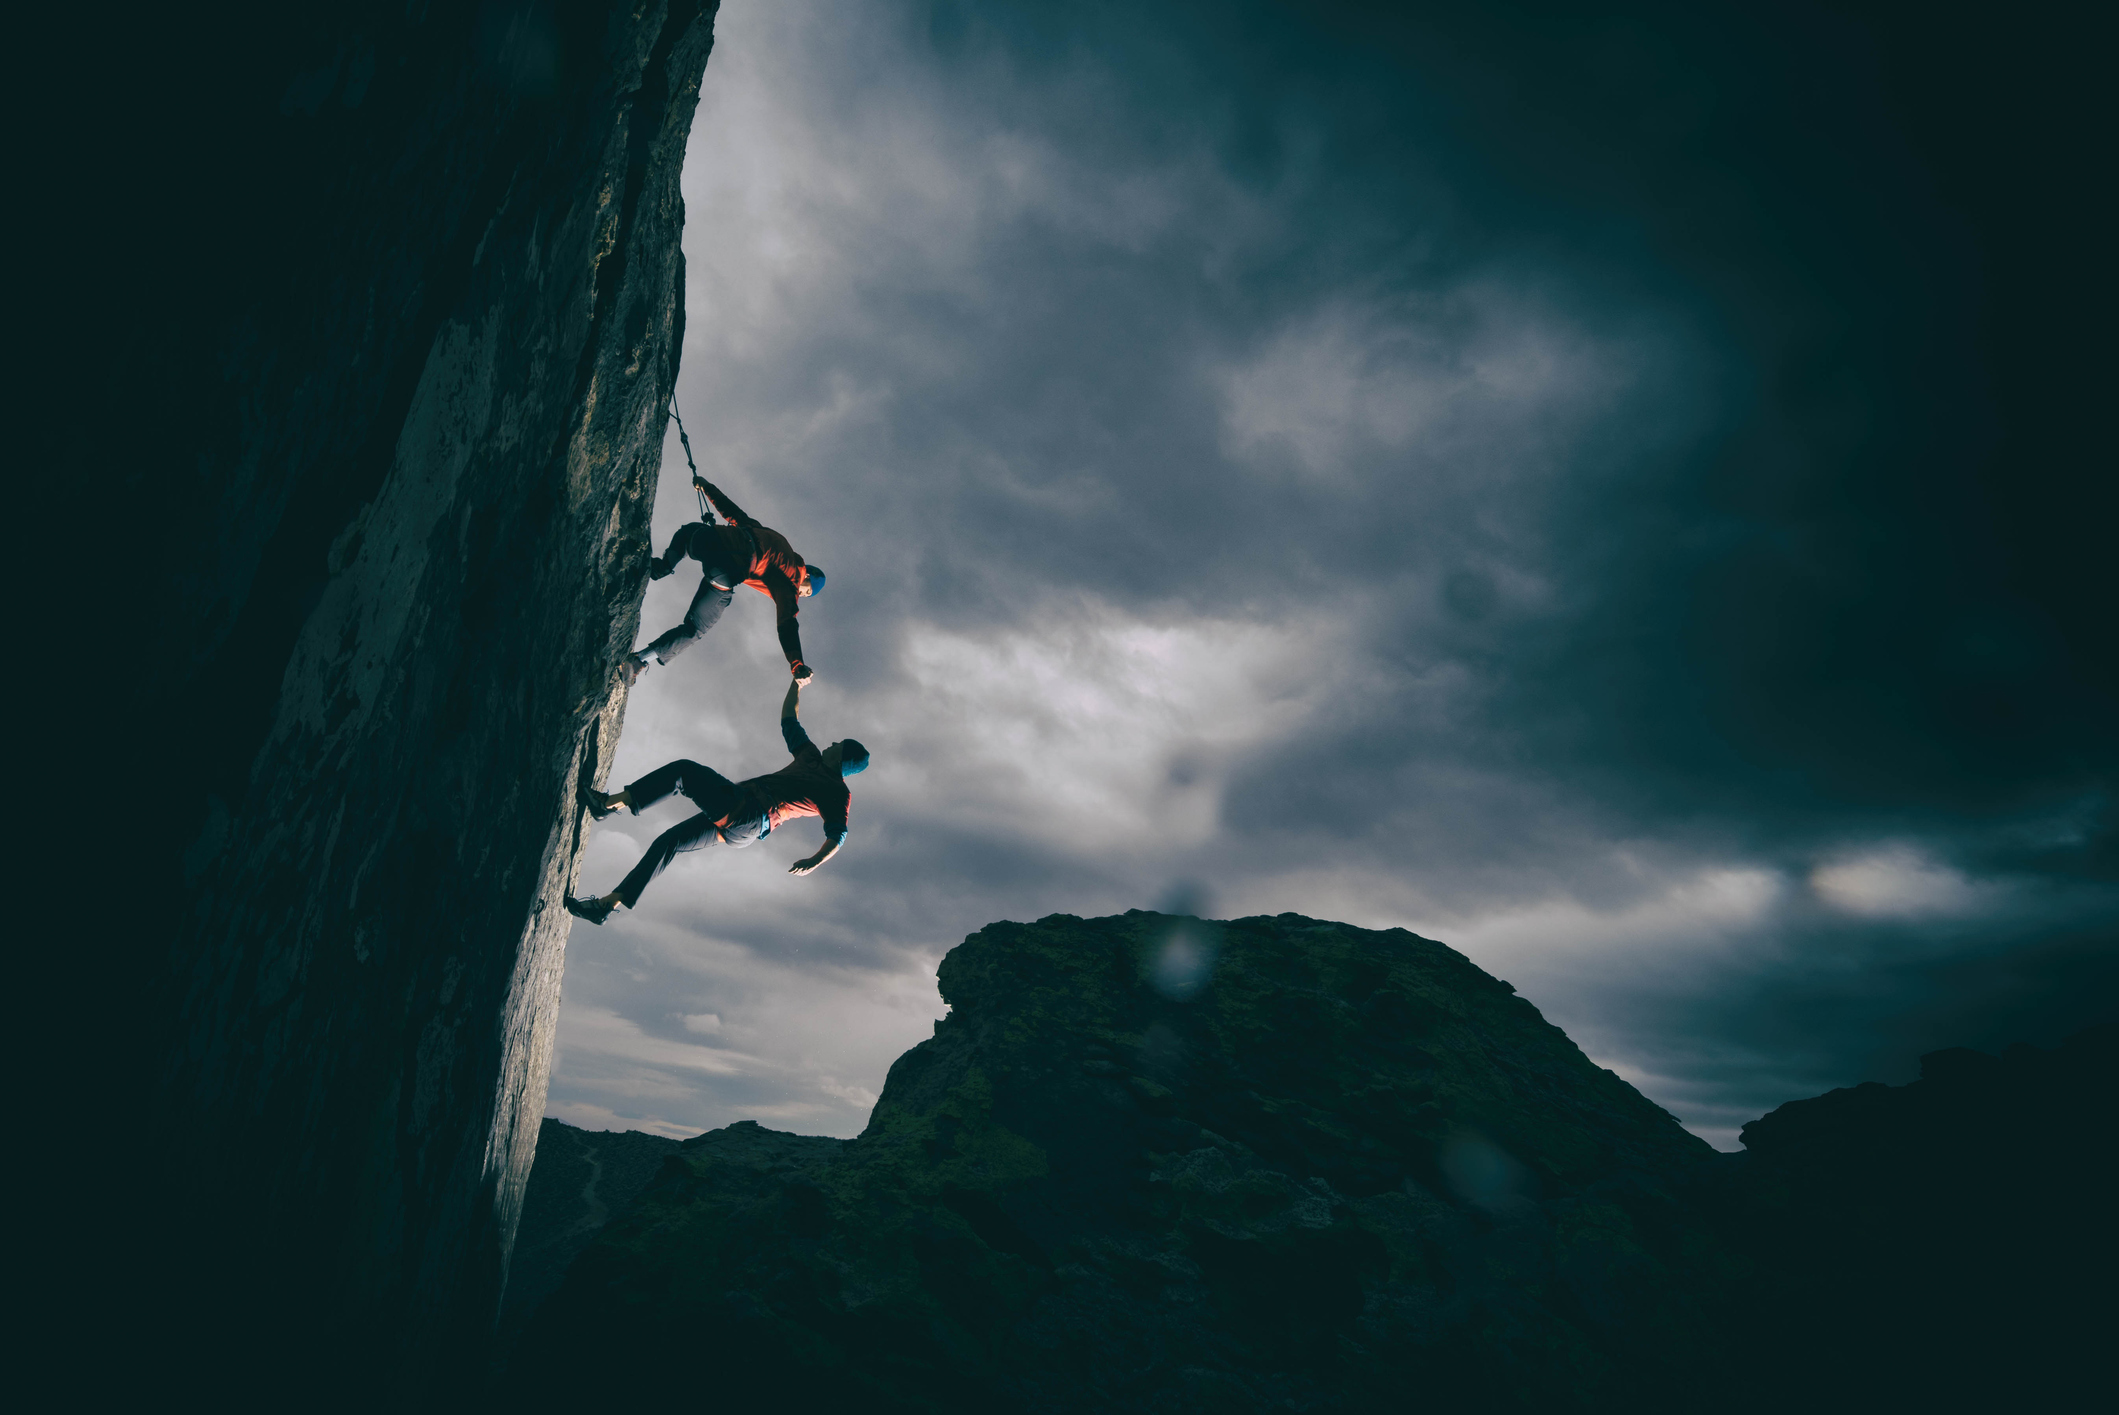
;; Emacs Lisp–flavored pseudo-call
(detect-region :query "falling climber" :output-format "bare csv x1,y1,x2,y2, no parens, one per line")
626,473,825,684
565,677,869,923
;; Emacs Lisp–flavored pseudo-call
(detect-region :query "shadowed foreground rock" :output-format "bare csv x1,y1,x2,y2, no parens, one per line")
506,912,1736,1411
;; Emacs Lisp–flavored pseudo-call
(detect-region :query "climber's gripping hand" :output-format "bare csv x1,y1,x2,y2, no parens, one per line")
789,838,842,876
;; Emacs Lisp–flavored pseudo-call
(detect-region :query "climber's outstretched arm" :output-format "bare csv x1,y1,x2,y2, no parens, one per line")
695,477,753,528
650,521,697,580
762,567,811,680
780,678,846,875
788,838,841,876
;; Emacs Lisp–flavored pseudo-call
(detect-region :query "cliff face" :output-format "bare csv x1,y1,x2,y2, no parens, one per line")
508,912,1732,1412
66,2,720,1404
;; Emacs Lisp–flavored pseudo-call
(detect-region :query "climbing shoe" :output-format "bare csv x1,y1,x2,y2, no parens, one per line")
618,652,650,686
580,784,622,821
565,894,616,925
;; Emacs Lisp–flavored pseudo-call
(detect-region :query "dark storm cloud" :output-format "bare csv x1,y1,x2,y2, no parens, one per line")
545,0,2114,1144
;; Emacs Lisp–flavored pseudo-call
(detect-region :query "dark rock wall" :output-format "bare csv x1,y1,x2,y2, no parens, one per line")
505,912,1732,1412
37,2,719,1404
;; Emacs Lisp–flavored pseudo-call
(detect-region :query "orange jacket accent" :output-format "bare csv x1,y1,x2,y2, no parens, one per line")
700,482,810,666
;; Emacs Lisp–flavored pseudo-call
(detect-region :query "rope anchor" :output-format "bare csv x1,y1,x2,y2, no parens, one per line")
669,399,711,521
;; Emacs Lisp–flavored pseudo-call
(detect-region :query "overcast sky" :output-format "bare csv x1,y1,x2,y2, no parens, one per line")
544,0,2115,1149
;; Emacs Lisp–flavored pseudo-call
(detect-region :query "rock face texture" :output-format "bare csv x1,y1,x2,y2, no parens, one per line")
502,1117,682,1332
506,912,1734,1411
50,3,720,1405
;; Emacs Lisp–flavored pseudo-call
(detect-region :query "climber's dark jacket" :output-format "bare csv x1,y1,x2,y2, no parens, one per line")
749,713,852,840
645,482,809,668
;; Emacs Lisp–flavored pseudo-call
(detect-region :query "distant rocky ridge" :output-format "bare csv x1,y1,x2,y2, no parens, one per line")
503,911,1739,1411
503,912,2115,1413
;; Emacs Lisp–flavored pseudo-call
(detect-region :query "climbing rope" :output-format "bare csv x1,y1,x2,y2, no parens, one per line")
669,399,712,521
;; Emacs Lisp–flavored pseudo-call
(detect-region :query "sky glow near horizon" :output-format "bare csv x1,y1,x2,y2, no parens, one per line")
542,0,2115,1151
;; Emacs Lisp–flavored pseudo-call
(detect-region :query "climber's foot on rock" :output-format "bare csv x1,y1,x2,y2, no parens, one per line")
619,652,651,686
565,894,617,925
580,784,622,821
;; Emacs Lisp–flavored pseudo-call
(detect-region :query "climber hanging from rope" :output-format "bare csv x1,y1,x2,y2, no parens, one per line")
625,404,826,684
564,677,868,924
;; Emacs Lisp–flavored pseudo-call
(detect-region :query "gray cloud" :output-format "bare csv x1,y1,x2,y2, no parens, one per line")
545,0,2115,1147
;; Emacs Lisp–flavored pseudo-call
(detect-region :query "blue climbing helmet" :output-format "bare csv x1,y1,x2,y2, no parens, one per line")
837,738,869,777
804,564,826,595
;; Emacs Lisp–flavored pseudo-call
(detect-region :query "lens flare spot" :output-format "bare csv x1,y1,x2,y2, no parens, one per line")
1440,1133,1537,1213
1150,923,1219,1000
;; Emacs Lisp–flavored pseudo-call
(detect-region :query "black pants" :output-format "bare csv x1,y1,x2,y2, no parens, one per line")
610,760,770,907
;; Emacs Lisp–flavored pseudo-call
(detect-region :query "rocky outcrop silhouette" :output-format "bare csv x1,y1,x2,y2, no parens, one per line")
39,3,721,1406
505,911,1737,1411
1721,1024,2116,1414
504,915,2115,1413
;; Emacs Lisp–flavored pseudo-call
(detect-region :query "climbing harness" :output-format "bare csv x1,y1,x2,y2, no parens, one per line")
669,399,713,521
